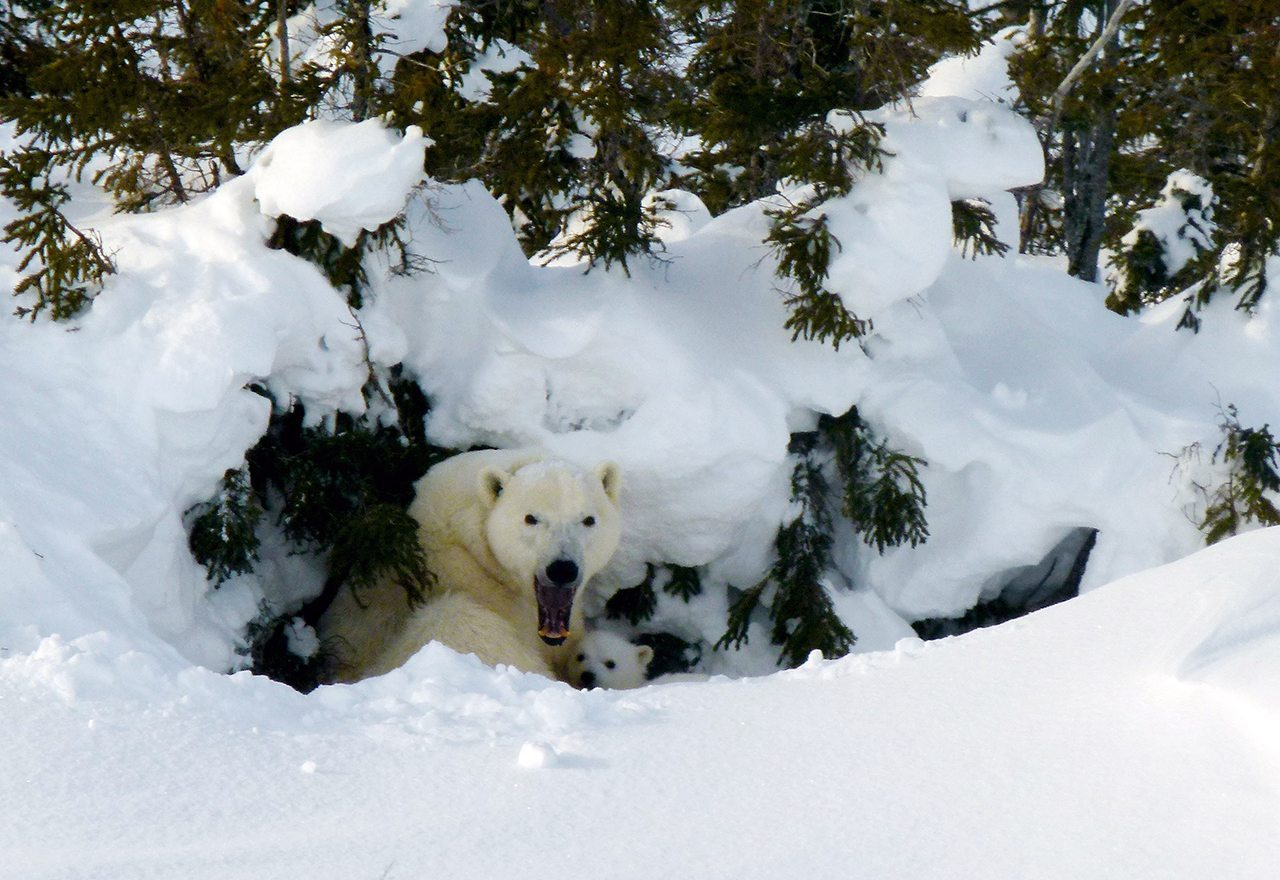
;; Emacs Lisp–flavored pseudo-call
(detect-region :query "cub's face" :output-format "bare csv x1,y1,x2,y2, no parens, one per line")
480,460,622,646
568,631,654,690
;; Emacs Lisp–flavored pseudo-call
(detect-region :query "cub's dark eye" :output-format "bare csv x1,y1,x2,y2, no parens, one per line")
605,660,616,669
524,514,538,525
576,654,585,662
582,516,596,527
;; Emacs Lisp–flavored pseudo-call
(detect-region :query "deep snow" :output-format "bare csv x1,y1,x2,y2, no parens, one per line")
3,529,1278,879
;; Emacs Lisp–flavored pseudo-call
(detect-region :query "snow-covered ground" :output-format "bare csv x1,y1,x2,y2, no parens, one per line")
2,22,1278,877
4,529,1278,879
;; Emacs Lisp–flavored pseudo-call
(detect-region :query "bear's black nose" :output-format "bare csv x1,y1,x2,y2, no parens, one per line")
580,670,597,688
545,558,579,586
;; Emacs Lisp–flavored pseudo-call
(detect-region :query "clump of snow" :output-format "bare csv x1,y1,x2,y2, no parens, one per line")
918,26,1024,104
645,189,713,245
516,740,559,769
250,118,428,245
1119,169,1216,277
285,0,455,80
458,39,532,103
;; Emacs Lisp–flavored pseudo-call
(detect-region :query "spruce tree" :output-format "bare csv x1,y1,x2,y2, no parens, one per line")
1010,1,1280,322
388,0,678,267
717,431,855,667
1106,170,1216,314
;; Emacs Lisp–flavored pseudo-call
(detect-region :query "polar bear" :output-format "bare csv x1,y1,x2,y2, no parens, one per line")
318,449,622,683
567,630,711,689
567,630,655,690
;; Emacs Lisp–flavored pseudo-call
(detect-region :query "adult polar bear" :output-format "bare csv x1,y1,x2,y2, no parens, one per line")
320,449,623,683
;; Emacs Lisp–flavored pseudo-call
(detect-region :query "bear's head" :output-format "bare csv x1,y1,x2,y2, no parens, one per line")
568,630,654,690
479,458,622,647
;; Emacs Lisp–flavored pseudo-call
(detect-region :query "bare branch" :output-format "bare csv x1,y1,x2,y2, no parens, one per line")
1048,0,1137,131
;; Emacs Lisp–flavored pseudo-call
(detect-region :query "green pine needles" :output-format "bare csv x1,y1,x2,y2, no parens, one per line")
187,468,264,588
823,408,929,553
952,198,1011,261
718,408,928,667
718,432,854,667
767,206,871,349
1199,404,1280,545
0,148,116,320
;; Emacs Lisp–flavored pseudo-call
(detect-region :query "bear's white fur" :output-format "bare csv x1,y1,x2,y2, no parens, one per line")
567,630,655,689
319,449,622,683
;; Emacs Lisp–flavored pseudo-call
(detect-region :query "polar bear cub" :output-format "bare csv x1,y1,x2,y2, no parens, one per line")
319,448,622,683
567,630,655,689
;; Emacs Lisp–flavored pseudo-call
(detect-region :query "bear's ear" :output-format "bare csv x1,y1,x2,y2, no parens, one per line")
635,644,654,668
595,461,621,504
478,467,508,508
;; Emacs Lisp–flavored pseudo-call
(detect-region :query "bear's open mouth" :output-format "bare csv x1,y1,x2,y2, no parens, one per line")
534,577,575,646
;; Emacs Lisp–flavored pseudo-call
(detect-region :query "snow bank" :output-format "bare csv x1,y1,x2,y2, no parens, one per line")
2,54,1267,676
5,529,1279,879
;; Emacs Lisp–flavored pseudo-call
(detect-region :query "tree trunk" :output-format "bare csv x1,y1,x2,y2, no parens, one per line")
1058,0,1122,282
1061,108,1114,282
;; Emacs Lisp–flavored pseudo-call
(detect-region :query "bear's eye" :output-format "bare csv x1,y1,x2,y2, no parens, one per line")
605,660,616,669
582,515,596,527
524,514,539,525
576,654,585,662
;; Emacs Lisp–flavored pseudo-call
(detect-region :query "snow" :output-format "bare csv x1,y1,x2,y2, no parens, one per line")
3,530,1279,878
1117,168,1217,279
2,25,1280,878
457,39,533,103
918,26,1024,105
251,119,429,246
286,1,455,80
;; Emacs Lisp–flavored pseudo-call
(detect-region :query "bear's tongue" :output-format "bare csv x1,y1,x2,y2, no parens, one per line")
535,578,575,646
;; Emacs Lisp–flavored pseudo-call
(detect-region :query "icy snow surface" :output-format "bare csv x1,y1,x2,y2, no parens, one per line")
1,28,1279,876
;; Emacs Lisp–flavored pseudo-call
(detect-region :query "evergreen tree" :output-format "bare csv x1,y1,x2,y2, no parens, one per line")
717,431,855,667
1009,0,1134,280
1132,1,1280,323
388,0,679,267
1106,170,1216,314
1010,1,1280,323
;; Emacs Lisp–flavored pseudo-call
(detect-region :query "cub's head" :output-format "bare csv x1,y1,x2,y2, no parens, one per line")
568,630,654,690
479,458,622,646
